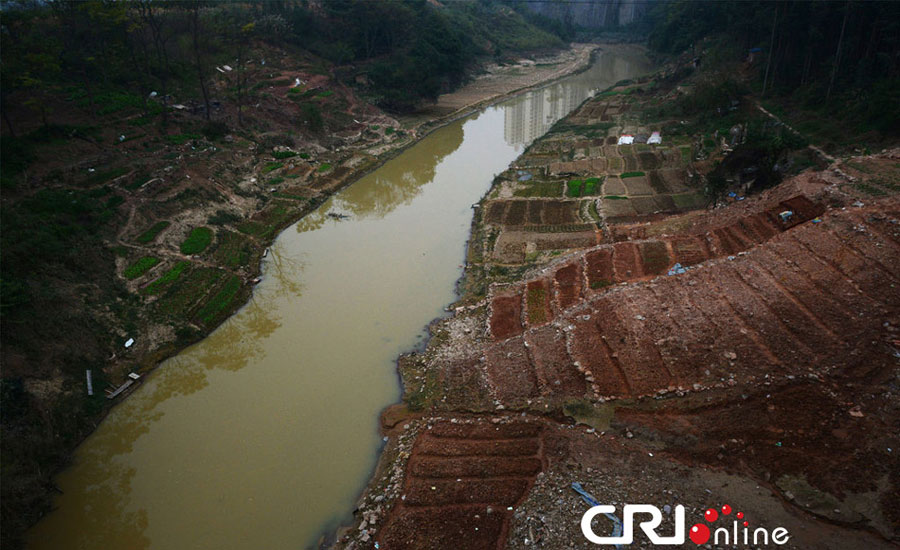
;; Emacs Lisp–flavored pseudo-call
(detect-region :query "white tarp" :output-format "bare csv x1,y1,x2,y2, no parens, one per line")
617,135,634,145
648,131,662,144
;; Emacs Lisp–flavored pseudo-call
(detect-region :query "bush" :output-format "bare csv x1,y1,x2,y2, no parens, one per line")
180,227,213,255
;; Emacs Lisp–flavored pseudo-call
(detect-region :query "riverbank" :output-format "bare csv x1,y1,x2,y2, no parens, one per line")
332,50,900,550
16,43,614,549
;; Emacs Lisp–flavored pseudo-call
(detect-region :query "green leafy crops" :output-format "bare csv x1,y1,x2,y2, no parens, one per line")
180,227,213,255
124,256,160,279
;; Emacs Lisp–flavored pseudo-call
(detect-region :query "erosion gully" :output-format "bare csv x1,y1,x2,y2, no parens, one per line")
28,47,651,550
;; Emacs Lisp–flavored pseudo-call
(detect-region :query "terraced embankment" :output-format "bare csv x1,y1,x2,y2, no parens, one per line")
336,69,900,550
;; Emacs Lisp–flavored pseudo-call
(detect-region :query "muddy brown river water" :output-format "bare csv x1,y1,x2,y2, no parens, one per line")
28,47,650,550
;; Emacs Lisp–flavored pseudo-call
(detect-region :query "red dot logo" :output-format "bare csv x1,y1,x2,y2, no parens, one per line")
689,523,711,544
737,512,744,519
704,508,719,522
743,520,749,527
721,504,732,515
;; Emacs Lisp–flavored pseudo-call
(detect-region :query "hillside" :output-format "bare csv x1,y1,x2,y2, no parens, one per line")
0,2,576,546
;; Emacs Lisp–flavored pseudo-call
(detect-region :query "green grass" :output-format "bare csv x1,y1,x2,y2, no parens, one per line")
566,179,583,197
136,221,170,244
384,127,395,135
180,227,213,255
262,161,283,174
620,171,646,178
299,152,310,159
196,275,241,325
272,151,297,159
124,256,160,279
318,163,332,172
143,261,190,294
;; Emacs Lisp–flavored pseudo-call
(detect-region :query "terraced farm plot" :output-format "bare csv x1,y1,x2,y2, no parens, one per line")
379,419,545,550
142,261,190,295
156,267,224,318
238,201,298,239
135,221,170,243
180,227,213,255
513,181,562,198
195,274,241,326
123,256,160,279
212,231,253,267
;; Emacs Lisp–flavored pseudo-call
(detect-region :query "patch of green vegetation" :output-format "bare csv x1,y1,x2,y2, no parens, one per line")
212,231,253,267
384,127,394,135
298,152,310,159
318,163,332,172
268,176,285,185
272,151,297,159
123,256,160,279
852,183,888,197
526,286,547,324
165,133,203,145
157,267,223,317
237,202,296,239
604,195,628,200
583,177,602,195
513,181,561,198
196,275,241,325
590,279,613,289
316,90,334,98
620,171,646,179
136,221,170,244
262,161,283,174
180,227,213,255
208,210,241,226
143,261,190,295
566,179,583,197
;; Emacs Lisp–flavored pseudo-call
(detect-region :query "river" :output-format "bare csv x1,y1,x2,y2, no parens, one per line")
28,46,651,550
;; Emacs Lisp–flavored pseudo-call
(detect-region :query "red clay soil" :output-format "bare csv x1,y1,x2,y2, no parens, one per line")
377,418,547,550
354,164,900,549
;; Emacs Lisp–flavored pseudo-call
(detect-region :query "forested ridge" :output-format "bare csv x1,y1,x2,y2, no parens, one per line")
646,0,899,143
